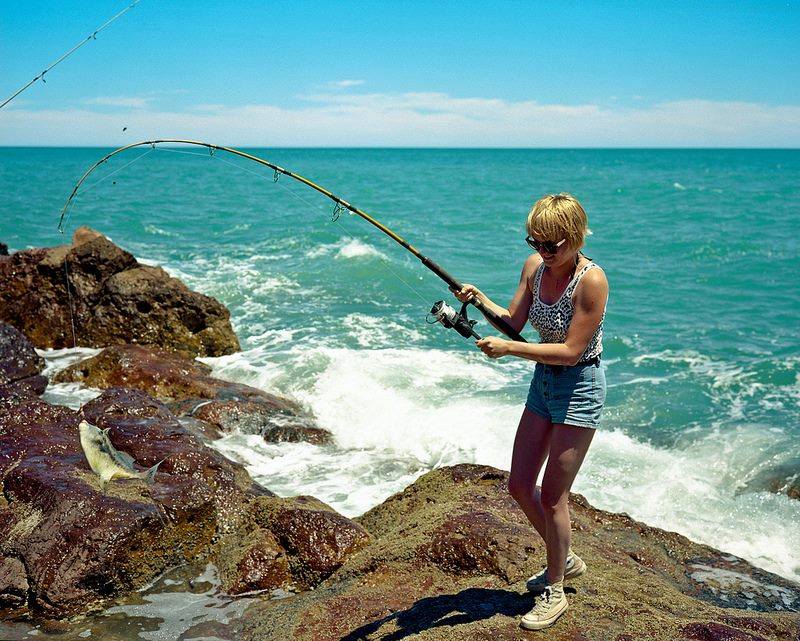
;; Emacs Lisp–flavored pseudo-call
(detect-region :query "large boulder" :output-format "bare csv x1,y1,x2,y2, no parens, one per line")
0,227,239,356
231,464,800,641
0,323,46,398
0,388,257,617
216,494,371,595
54,344,330,445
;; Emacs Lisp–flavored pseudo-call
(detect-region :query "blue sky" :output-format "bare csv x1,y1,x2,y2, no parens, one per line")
1,1,798,146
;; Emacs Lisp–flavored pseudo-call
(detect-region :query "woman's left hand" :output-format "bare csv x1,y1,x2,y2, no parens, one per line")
476,336,510,359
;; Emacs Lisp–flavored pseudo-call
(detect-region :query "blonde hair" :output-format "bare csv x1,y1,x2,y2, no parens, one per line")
526,193,591,251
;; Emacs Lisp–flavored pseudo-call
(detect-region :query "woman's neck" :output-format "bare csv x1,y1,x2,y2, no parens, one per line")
547,252,580,281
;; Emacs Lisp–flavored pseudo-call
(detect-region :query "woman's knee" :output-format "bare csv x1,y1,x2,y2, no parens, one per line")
508,478,532,503
540,485,569,515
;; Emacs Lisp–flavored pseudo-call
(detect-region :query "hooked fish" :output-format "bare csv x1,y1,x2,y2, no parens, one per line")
78,420,162,484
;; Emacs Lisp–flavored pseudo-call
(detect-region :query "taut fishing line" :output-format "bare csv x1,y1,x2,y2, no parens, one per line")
1,1,142,110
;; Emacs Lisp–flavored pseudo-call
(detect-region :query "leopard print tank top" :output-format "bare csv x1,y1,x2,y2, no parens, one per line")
528,261,604,361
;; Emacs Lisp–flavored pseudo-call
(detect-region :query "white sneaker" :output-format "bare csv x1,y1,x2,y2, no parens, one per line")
525,552,586,592
520,581,568,630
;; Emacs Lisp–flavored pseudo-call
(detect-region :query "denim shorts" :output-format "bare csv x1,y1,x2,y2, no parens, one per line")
525,361,606,429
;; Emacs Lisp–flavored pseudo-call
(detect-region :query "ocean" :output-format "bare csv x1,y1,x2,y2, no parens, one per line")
1,147,799,584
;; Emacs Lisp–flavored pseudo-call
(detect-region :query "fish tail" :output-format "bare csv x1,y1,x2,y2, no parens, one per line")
145,459,165,484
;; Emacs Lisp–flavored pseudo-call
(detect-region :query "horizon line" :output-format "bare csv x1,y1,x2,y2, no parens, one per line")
2,145,799,151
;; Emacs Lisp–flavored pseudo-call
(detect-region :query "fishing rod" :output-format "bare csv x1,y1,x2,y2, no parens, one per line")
58,139,527,343
1,1,141,110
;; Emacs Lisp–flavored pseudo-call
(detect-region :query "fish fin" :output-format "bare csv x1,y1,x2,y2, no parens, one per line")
116,450,136,468
145,459,164,485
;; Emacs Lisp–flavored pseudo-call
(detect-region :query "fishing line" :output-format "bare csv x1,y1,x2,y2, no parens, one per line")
60,147,154,229
63,257,78,349
1,0,142,109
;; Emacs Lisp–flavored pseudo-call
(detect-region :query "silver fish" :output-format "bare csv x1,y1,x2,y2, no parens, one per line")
78,420,161,484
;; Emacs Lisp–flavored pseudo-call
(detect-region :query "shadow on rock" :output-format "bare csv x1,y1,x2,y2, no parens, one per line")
341,587,533,641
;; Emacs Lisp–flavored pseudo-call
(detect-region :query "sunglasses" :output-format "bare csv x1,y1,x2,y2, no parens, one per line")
525,236,566,254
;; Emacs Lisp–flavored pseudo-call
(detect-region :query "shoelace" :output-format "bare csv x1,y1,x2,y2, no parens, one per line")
531,586,554,614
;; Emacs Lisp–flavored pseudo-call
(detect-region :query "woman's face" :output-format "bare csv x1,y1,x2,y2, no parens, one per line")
530,233,573,267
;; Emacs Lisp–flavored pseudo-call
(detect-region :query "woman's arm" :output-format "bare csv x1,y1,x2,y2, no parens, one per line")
455,253,541,335
477,267,608,365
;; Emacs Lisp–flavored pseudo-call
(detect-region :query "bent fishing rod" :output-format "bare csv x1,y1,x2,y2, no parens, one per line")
58,139,527,343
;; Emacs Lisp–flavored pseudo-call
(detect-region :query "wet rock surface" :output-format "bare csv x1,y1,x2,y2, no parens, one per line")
231,464,800,641
0,323,46,398
0,388,255,617
0,227,239,356
744,459,800,502
0,385,361,620
54,344,330,445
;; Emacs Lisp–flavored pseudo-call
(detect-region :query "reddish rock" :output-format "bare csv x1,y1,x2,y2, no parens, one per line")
265,496,371,589
0,227,239,356
0,557,28,609
680,622,770,641
425,510,536,582
221,529,292,595
54,344,330,445
0,388,260,617
0,322,46,397
190,399,331,445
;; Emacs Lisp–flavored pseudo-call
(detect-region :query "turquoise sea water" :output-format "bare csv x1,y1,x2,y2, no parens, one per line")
1,147,799,584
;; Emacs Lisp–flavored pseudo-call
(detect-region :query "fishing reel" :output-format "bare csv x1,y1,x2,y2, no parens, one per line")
427,300,481,340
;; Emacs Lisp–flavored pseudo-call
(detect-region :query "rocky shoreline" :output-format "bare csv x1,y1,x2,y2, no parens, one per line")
0,230,798,640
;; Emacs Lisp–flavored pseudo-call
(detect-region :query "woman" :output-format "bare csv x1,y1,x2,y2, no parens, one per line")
454,193,608,631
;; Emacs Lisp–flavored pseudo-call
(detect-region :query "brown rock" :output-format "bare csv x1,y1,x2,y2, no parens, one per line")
0,228,239,356
743,460,800,501
191,399,331,445
0,243,8,256
680,622,769,641
0,557,28,609
215,491,369,595
265,496,371,589
425,510,536,582
0,322,46,398
220,529,291,595
54,344,329,445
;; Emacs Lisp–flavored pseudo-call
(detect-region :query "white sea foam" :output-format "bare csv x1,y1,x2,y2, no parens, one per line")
142,224,176,237
200,344,800,583
340,313,425,347
306,236,387,260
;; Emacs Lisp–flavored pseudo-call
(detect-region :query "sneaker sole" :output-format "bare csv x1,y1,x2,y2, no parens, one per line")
520,597,568,630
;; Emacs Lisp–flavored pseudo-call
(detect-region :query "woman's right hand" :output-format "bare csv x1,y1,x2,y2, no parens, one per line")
454,284,483,304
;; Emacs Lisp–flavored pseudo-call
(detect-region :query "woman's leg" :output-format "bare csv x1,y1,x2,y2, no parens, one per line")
508,407,553,542
540,423,595,584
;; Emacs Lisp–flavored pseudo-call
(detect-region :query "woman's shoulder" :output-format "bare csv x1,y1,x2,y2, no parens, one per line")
576,260,609,296
523,253,544,289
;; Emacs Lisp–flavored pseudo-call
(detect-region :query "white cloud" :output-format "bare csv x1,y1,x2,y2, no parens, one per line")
83,95,153,108
2,92,798,147
327,79,365,89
